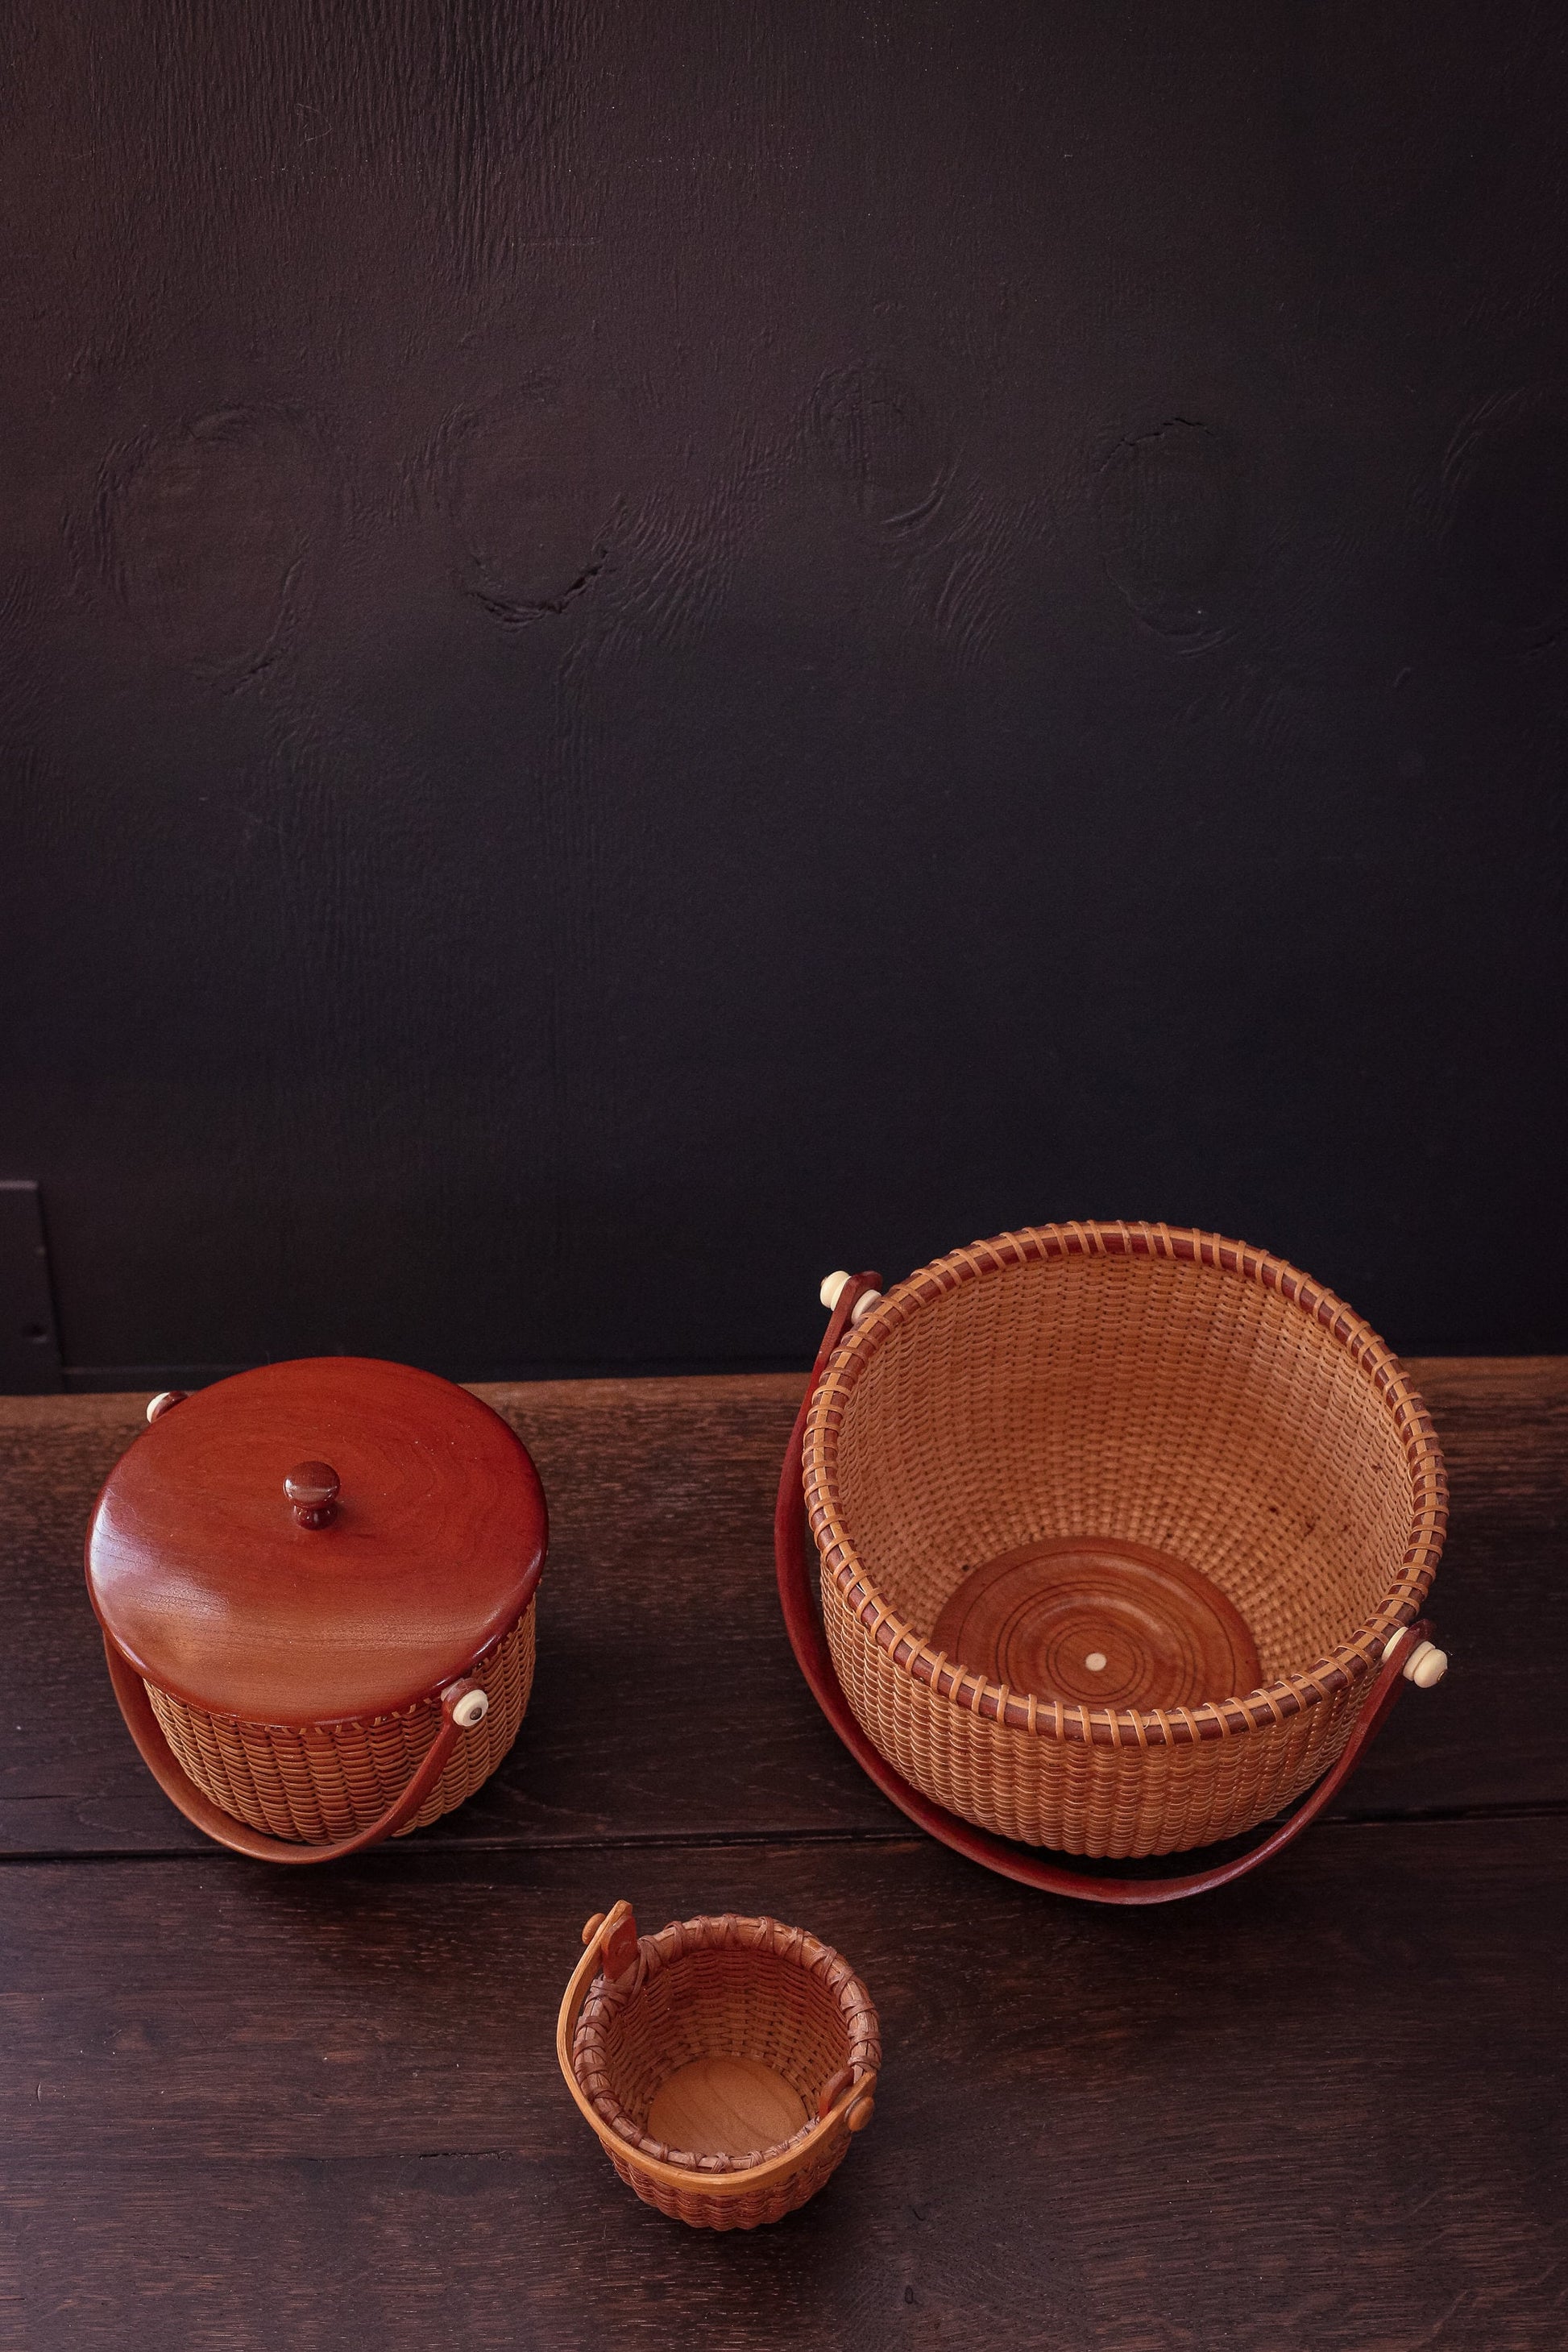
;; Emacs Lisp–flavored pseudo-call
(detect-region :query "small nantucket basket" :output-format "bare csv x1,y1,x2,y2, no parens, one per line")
85,1357,547,1863
776,1223,1450,1904
558,1902,880,2230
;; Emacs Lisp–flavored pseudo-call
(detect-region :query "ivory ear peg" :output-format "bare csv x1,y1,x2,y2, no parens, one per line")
581,1913,607,1947
821,1270,881,1325
1383,1632,1448,1687
847,2095,875,2133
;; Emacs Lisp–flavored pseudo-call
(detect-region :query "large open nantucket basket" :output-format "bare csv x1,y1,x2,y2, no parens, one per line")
87,1357,546,1863
777,1222,1448,1903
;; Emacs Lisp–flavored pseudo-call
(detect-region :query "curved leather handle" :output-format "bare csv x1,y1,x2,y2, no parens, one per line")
104,1636,484,1863
775,1274,1434,1906
558,1899,639,2073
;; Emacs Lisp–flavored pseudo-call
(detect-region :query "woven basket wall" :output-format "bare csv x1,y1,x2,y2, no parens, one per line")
803,1224,1446,1860
599,2115,851,2231
143,1601,535,1843
571,1914,880,2230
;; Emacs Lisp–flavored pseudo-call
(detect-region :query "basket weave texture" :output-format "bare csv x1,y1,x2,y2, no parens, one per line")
572,1914,880,2230
143,1602,535,1842
803,1223,1446,1860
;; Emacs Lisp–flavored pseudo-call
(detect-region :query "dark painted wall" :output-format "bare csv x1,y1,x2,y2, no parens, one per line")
2,1,1566,1386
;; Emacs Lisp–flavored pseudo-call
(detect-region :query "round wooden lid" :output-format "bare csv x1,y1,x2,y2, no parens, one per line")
85,1358,547,1725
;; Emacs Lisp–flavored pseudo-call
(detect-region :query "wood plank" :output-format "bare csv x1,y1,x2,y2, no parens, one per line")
1347,1357,1568,1818
1,1361,1563,1858
2,1821,1563,2350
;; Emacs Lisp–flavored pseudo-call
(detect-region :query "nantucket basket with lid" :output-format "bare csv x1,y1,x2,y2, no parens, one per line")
85,1356,546,1862
777,1222,1450,1901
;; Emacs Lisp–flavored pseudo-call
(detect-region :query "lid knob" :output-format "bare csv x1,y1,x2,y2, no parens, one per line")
285,1461,341,1529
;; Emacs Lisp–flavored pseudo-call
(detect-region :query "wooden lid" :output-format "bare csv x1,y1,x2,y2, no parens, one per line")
85,1358,547,1725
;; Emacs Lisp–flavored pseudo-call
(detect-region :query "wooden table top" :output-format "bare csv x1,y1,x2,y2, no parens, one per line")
3,1362,1564,2350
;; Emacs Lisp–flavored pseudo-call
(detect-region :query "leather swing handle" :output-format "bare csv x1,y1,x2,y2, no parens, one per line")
775,1272,1440,1906
104,1636,488,1864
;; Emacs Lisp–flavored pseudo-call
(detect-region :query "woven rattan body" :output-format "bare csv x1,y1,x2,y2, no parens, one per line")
143,1603,534,1842
803,1223,1447,1860
570,1914,880,2230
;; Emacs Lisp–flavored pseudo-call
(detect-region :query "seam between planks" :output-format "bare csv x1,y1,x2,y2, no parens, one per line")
0,1800,1563,1867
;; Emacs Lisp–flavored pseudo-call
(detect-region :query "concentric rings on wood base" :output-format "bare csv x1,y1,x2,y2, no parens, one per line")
929,1536,1262,1711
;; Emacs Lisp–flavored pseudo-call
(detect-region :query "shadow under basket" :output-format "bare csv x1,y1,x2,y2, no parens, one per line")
558,1905,880,2230
778,1223,1450,1899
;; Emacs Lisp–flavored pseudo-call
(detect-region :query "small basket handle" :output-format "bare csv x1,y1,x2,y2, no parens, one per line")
103,1636,491,1864
775,1271,1445,1906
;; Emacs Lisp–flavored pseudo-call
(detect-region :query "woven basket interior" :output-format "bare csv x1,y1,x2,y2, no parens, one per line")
830,1246,1418,1691
575,1920,876,2171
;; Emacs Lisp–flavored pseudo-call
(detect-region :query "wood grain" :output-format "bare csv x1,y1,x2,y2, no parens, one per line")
2,1826,1562,2350
2,1360,1565,1856
927,1533,1264,1711
645,2056,810,2159
1,1367,1564,2348
88,1358,545,1721
6,7,1568,1382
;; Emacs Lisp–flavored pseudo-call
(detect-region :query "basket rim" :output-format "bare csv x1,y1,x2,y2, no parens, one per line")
802,1221,1448,1752
115,1601,536,1736
565,1910,879,2184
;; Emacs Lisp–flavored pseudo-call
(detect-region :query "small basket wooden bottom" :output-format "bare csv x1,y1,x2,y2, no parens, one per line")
561,1907,880,2230
143,1602,535,1843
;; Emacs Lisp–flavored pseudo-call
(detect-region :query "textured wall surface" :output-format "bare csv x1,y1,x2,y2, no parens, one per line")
2,0,1566,1382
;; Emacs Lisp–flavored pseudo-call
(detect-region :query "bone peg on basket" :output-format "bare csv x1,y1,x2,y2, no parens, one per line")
1383,1632,1449,1687
442,1681,491,1729
819,1271,880,1325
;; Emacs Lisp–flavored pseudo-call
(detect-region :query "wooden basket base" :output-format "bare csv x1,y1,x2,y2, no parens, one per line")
928,1535,1263,1713
645,2056,809,2160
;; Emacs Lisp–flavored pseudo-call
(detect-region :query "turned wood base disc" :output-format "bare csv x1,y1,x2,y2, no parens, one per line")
645,2056,809,2159
927,1535,1263,1711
